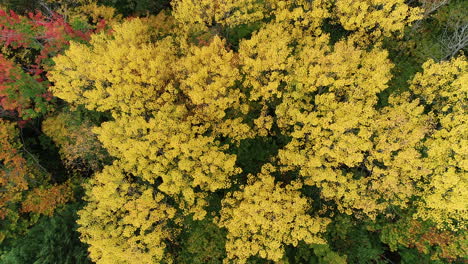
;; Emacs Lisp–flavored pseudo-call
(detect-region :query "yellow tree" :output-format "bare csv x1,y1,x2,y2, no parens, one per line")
332,0,422,44
49,18,178,117
176,35,253,141
411,56,468,231
77,162,179,264
172,0,330,36
276,36,432,218
238,22,294,102
218,164,330,263
50,18,254,262
172,0,267,31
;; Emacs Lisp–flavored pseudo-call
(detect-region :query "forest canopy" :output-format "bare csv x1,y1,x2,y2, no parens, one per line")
0,0,467,263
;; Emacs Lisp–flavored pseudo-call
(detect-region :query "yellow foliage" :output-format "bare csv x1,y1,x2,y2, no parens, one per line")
44,0,120,24
239,22,294,102
142,12,178,38
218,164,330,263
0,119,29,220
411,56,468,230
72,2,122,26
172,0,268,31
176,36,253,140
333,0,422,43
276,38,434,218
51,19,254,221
271,0,330,36
42,0,121,26
49,18,178,116
363,93,431,211
77,162,179,264
410,57,467,111
94,112,241,217
172,0,330,35
48,5,468,261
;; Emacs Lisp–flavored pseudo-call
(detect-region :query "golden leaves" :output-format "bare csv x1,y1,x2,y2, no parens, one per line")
218,164,330,263
411,56,468,230
77,162,179,264
49,19,177,116
333,0,422,43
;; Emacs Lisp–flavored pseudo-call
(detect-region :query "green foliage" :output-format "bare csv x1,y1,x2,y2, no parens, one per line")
379,215,468,262
377,48,421,107
285,243,347,264
223,22,263,51
434,0,468,32
69,18,94,32
176,217,227,264
2,66,52,119
233,136,283,175
0,0,39,13
311,244,347,264
398,248,440,264
0,204,38,246
98,0,170,16
0,204,92,264
327,216,386,264
385,0,468,64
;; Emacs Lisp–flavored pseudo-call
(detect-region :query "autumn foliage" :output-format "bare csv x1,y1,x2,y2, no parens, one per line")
0,9,104,120
0,119,71,242
0,0,467,263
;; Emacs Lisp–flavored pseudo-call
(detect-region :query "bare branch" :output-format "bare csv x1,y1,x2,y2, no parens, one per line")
440,22,468,60
411,0,450,30
421,0,450,17
39,1,54,18
19,127,49,175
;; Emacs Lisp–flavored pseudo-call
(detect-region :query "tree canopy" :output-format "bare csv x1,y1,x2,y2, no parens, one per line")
0,0,467,263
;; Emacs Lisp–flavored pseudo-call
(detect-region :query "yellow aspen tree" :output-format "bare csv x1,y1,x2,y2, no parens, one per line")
277,39,393,175
410,57,468,230
410,57,467,112
172,0,330,34
43,0,93,15
93,112,240,219
49,18,178,117
218,164,330,263
365,93,431,210
50,18,253,221
172,0,268,32
269,0,330,38
276,38,432,218
73,2,122,25
176,35,253,141
333,0,422,43
302,94,431,218
274,0,330,19
77,162,179,264
47,3,468,262
238,22,294,102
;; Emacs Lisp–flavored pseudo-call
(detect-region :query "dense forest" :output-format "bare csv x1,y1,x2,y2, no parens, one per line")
0,0,466,263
